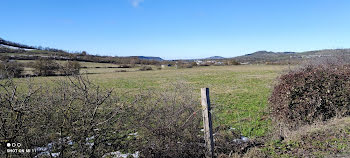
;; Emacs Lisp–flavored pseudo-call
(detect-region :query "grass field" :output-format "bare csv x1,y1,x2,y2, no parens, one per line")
7,64,350,157
99,65,287,137
21,64,289,137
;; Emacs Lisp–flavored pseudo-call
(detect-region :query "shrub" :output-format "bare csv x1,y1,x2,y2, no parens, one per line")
190,62,198,67
127,83,205,157
185,64,193,68
226,59,240,65
178,64,193,68
0,76,124,157
139,66,152,71
81,51,87,56
199,63,211,66
177,63,195,69
32,58,60,76
0,61,24,78
269,61,350,129
60,61,81,75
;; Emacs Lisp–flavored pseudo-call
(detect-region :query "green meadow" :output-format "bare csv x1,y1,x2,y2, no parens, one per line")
17,64,289,137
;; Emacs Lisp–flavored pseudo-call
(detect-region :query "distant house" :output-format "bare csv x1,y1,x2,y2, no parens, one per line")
196,60,224,65
196,60,203,65
161,64,171,68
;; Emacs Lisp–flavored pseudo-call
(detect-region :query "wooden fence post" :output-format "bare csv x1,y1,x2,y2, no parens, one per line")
201,88,214,158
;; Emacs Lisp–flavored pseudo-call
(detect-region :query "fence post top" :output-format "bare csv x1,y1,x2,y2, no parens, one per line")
201,87,209,91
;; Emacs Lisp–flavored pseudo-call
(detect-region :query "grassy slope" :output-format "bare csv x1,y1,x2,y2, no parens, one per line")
16,60,144,75
16,60,120,68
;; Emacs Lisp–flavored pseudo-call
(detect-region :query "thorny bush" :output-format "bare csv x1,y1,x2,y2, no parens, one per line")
269,58,350,129
0,75,125,157
127,83,206,157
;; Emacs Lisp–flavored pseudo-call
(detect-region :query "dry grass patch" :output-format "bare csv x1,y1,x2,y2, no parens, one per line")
262,117,350,157
283,117,350,141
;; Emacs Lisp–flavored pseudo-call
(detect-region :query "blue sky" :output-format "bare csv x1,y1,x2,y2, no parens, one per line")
1,0,350,59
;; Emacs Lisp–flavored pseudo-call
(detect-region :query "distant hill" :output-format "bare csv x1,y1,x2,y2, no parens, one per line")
233,51,296,64
2,37,350,64
175,56,226,61
245,51,296,56
205,56,226,60
0,37,167,66
0,37,165,62
133,56,163,61
233,49,350,64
